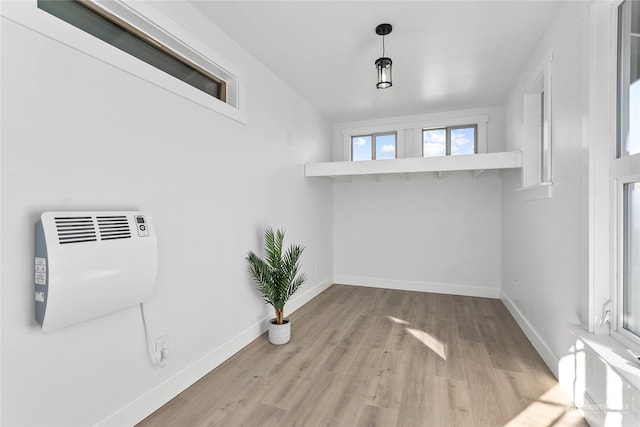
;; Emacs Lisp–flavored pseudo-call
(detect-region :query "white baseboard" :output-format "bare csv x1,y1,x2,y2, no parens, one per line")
94,276,334,427
500,290,559,377
334,275,501,299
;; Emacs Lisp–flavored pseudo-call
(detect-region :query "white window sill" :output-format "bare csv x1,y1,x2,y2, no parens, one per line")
569,324,640,392
515,181,553,200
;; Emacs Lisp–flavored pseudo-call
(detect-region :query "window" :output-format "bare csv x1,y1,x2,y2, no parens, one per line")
5,0,248,120
522,51,552,188
422,125,477,157
615,0,640,350
38,0,226,101
618,0,640,158
340,113,487,162
351,133,396,161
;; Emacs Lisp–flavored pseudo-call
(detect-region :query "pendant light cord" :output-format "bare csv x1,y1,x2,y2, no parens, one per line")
382,34,386,57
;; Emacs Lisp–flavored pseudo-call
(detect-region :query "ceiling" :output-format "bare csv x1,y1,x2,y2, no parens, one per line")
191,1,564,124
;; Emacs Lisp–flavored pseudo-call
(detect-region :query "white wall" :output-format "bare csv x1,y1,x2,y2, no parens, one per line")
500,0,588,374
0,2,332,426
332,107,505,298
333,172,502,297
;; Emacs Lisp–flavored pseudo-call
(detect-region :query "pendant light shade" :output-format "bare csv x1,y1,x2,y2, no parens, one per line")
375,57,392,89
375,23,393,89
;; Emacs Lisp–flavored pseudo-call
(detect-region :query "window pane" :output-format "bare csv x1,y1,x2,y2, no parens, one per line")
375,134,396,160
352,136,372,161
619,0,640,156
630,77,640,155
624,182,640,337
423,129,446,157
450,127,476,156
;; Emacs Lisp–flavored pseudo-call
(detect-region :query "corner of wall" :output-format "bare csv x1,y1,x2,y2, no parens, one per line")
499,291,560,377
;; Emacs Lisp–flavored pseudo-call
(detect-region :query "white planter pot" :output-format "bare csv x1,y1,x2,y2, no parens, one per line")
268,318,290,345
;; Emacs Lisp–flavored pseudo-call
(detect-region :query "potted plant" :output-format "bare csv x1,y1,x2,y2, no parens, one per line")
246,227,307,345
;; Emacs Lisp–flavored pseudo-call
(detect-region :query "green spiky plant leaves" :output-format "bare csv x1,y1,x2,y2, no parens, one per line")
246,227,307,325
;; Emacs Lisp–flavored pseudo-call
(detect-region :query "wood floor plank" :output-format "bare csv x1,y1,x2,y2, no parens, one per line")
136,397,201,427
396,345,438,426
278,372,337,427
360,346,412,411
434,317,466,381
355,404,398,427
229,402,288,427
445,378,475,426
316,373,372,427
137,284,586,427
454,296,484,343
364,313,396,351
466,374,505,426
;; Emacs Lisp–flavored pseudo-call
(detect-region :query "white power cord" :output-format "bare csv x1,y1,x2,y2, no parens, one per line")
599,300,613,336
140,303,167,367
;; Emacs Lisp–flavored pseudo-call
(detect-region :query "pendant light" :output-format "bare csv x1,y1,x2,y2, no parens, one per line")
375,23,393,89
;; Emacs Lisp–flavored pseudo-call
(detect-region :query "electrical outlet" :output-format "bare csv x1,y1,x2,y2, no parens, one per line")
513,280,518,288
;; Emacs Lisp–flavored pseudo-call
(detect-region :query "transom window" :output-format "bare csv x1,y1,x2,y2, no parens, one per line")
422,125,477,157
38,0,227,102
351,133,397,161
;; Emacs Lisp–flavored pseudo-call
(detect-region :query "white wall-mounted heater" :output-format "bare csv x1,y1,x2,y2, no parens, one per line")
35,211,158,332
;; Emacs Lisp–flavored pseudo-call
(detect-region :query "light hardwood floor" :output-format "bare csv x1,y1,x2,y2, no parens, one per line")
138,285,587,426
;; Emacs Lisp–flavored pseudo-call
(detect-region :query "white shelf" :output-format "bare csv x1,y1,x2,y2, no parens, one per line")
305,151,522,179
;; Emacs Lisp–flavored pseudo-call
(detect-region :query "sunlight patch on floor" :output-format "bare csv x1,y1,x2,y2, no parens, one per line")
386,315,409,325
405,327,447,360
504,384,586,427
386,315,447,359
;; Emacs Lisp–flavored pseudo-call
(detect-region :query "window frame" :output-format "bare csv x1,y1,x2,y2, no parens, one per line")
422,124,478,157
2,0,248,124
616,175,640,348
339,113,488,162
350,132,397,161
612,0,640,353
521,50,553,190
617,0,640,159
38,0,228,102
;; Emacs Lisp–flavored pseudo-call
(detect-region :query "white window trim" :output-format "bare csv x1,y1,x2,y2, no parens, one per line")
614,171,640,352
1,0,248,124
587,1,619,336
519,49,553,196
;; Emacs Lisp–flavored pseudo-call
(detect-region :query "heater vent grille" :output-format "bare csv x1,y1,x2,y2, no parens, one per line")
97,216,131,241
54,217,97,244
53,215,133,244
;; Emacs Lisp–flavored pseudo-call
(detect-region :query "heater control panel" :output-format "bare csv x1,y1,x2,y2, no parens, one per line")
135,215,149,237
